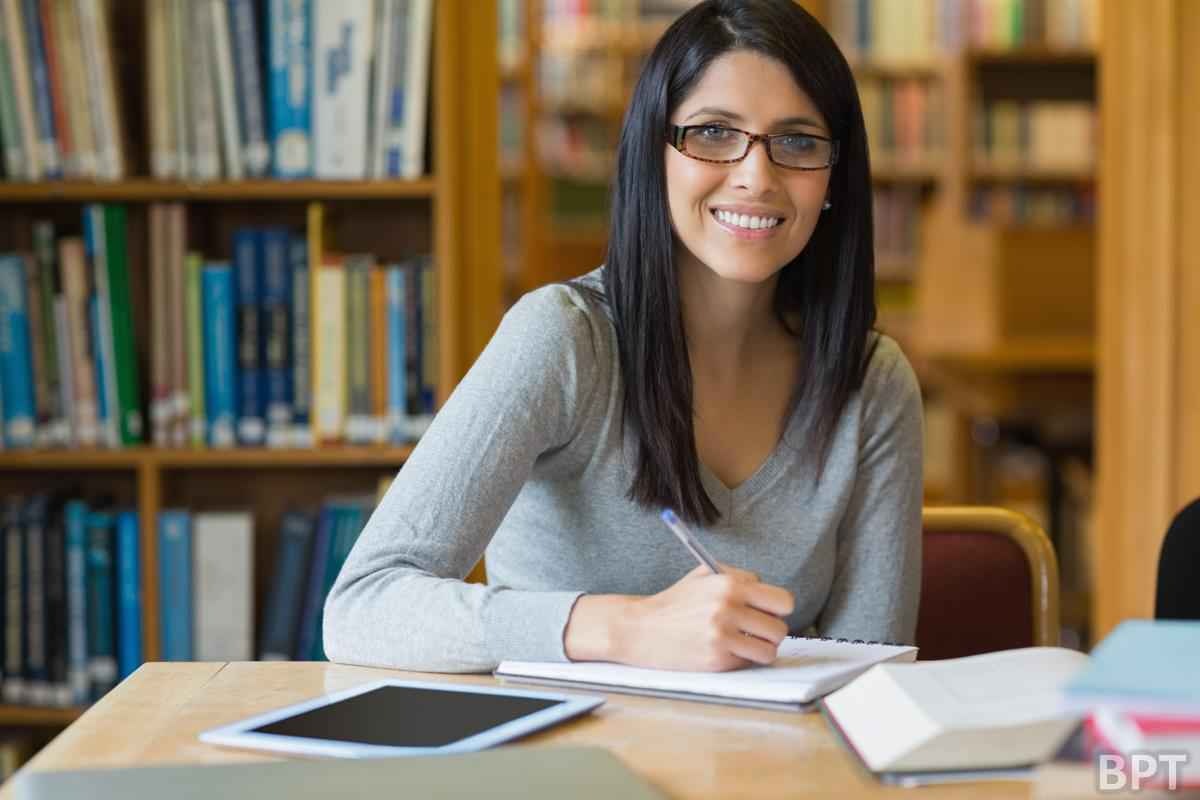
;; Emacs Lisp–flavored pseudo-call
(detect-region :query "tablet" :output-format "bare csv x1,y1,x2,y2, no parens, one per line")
198,679,605,758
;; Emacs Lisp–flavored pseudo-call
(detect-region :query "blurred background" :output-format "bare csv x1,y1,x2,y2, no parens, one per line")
0,0,1197,778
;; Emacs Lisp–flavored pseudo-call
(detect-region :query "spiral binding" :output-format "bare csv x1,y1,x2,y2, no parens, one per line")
786,634,907,647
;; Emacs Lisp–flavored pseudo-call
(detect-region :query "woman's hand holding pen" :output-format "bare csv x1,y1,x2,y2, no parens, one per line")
618,564,794,672
564,565,794,672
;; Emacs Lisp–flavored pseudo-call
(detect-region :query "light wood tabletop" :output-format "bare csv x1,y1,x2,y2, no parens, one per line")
0,661,1105,799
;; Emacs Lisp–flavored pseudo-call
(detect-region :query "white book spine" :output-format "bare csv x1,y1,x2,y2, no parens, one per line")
146,0,174,178
368,0,394,178
189,0,220,180
54,0,95,179
166,0,190,178
209,0,244,181
400,0,431,178
313,0,373,179
193,512,255,662
74,0,112,180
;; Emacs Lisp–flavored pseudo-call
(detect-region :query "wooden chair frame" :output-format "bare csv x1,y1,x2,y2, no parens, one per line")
922,506,1061,647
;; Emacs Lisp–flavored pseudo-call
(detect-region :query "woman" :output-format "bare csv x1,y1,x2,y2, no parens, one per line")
324,0,923,673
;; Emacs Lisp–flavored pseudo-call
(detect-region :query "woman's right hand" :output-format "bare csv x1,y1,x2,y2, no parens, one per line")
564,564,794,672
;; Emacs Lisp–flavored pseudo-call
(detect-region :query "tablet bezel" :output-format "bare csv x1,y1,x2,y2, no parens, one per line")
198,678,605,758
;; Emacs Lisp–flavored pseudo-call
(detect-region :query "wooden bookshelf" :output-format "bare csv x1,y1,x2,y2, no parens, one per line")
0,705,84,727
0,447,416,471
0,179,438,203
967,47,1097,67
0,0,501,729
968,164,1094,183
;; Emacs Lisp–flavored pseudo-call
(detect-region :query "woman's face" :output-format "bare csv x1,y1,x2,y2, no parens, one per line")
665,49,833,286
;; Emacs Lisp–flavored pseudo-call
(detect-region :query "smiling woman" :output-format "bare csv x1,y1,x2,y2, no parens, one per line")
323,0,923,678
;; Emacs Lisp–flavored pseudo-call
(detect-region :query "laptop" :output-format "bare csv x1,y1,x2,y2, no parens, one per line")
11,746,665,800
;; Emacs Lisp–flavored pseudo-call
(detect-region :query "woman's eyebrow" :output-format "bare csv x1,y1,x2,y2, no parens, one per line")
682,107,826,130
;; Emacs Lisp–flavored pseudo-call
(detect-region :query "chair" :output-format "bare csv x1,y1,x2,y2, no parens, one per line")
916,506,1060,660
1156,498,1200,620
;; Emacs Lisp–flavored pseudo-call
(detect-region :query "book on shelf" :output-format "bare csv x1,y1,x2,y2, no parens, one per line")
828,0,1099,61
0,0,434,183
0,206,438,452
0,0,126,181
0,487,384,707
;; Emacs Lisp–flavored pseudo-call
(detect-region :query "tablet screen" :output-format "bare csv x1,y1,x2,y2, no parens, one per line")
249,685,566,748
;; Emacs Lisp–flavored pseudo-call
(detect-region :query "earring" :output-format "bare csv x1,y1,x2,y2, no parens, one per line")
822,200,832,210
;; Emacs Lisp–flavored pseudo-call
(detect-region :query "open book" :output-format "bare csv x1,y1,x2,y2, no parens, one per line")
822,647,1090,786
495,637,917,711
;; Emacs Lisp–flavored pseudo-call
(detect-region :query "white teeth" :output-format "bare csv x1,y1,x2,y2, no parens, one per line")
714,209,781,230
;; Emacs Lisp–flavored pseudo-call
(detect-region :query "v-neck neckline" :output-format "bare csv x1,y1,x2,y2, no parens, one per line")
698,406,799,517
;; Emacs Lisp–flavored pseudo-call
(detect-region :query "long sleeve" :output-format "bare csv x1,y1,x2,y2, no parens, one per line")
323,286,601,672
816,339,924,645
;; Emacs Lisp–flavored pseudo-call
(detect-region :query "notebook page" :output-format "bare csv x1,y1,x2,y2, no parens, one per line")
497,638,916,704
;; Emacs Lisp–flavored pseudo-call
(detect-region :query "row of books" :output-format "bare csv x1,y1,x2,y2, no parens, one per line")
973,100,1096,173
0,495,142,708
830,0,1099,63
0,491,379,710
146,206,437,450
158,496,372,667
0,208,142,450
0,205,438,451
873,187,922,278
967,186,1094,225
146,0,432,183
859,77,945,167
0,0,126,182
536,116,616,183
539,51,623,114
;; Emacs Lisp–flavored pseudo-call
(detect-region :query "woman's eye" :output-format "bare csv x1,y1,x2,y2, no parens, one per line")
777,134,817,152
696,126,734,141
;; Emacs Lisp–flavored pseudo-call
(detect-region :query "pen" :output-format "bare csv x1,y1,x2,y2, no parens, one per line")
660,509,723,574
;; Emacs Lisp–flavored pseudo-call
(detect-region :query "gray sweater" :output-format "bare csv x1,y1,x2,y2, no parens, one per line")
324,270,924,673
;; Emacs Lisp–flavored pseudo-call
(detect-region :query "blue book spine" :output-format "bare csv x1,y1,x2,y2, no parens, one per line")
261,228,292,444
202,264,238,448
228,0,270,176
269,0,312,178
157,510,193,662
64,500,89,705
233,230,265,445
293,504,334,660
20,0,61,178
259,510,314,660
22,495,49,701
115,511,141,681
385,266,407,443
88,293,108,437
85,511,116,700
0,256,36,447
3,500,24,702
289,237,310,433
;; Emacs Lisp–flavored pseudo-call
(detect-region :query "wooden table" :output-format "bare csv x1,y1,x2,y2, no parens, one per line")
1,662,1104,799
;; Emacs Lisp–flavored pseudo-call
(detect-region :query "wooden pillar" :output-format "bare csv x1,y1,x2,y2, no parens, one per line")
435,0,502,389
1094,0,1200,636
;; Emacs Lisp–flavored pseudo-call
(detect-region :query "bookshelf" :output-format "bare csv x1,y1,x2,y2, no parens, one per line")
0,0,500,731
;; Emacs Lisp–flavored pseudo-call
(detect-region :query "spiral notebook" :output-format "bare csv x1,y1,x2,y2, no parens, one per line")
495,637,917,712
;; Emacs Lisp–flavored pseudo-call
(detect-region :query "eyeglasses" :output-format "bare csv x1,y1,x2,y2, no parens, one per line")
668,124,839,171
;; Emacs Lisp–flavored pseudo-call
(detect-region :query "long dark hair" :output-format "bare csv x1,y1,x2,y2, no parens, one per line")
584,0,876,527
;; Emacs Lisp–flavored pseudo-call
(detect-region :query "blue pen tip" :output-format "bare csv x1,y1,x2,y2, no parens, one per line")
661,509,678,524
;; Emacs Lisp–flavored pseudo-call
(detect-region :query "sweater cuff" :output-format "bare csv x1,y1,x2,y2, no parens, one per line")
483,589,585,663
